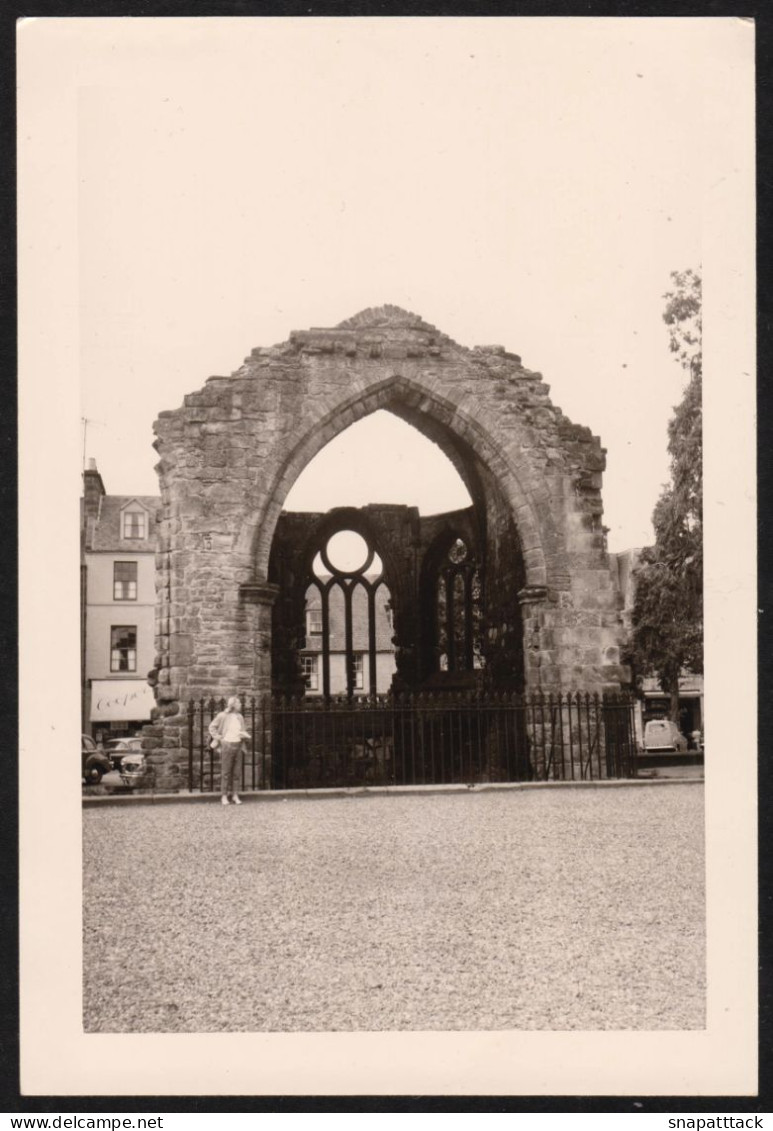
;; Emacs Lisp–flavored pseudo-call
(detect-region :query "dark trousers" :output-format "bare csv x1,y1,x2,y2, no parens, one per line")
220,741,241,796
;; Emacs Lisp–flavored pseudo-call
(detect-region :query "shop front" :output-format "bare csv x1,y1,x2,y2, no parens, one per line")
88,679,156,744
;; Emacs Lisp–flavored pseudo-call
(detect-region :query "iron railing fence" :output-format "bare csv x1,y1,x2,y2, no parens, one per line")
186,691,637,793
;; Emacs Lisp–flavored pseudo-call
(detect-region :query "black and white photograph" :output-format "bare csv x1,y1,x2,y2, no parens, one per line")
18,16,756,1097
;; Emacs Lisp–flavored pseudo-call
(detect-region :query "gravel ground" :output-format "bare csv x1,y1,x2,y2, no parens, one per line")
83,786,705,1032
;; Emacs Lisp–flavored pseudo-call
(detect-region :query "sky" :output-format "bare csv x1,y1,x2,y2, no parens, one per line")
74,18,718,550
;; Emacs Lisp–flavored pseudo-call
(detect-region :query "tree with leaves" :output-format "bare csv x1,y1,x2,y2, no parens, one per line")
629,269,703,722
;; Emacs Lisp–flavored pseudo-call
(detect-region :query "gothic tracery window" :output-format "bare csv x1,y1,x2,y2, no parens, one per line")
303,529,393,697
436,537,484,674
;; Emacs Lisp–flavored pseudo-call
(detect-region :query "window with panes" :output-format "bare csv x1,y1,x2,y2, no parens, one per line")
122,509,146,540
110,626,137,672
301,654,319,691
113,561,138,601
306,607,323,636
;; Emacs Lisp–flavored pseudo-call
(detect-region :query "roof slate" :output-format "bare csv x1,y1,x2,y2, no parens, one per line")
85,495,161,553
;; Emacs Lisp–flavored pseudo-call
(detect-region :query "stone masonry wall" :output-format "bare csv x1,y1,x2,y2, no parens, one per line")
145,306,627,788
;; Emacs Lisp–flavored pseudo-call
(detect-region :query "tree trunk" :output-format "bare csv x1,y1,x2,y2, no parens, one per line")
667,668,681,724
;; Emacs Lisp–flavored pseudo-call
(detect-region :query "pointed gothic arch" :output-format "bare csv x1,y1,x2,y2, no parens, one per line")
147,306,627,788
235,373,553,591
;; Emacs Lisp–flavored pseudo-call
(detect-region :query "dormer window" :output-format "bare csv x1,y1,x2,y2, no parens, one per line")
122,505,147,540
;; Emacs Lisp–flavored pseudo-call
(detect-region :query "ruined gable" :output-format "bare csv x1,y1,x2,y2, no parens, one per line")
145,306,625,789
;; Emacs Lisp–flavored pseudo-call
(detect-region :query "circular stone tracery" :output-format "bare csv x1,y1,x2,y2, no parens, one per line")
320,530,378,577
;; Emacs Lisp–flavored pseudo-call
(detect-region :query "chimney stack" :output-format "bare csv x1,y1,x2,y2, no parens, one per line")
83,458,106,522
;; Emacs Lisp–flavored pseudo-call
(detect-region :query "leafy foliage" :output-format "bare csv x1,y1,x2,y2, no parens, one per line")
630,270,703,718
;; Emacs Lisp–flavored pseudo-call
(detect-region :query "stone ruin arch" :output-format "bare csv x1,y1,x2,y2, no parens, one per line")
239,372,550,583
146,305,627,788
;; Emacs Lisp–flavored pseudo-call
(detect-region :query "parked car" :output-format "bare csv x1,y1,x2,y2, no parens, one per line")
120,750,150,787
643,718,688,753
82,735,112,784
105,736,143,771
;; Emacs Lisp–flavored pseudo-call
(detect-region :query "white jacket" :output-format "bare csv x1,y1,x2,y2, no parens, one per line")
208,710,250,748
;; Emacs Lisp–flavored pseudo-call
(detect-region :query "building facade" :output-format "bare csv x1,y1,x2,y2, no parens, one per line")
81,460,159,740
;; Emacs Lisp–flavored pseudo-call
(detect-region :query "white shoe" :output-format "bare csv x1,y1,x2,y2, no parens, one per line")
231,795,242,805
221,795,229,806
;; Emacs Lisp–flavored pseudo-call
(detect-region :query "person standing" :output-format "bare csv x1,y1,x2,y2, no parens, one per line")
209,696,250,805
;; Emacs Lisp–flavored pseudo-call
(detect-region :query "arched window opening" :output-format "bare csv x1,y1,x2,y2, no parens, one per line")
267,407,513,696
299,529,394,698
435,537,484,676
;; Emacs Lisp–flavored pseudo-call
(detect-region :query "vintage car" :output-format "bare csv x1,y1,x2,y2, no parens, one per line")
105,735,144,772
82,735,112,784
119,749,150,787
643,718,688,753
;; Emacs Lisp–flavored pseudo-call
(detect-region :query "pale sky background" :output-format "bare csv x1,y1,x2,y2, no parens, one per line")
78,18,709,550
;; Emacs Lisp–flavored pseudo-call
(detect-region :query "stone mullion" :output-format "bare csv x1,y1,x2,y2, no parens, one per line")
463,567,474,671
343,582,355,699
445,570,456,672
367,583,378,697
321,582,331,700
